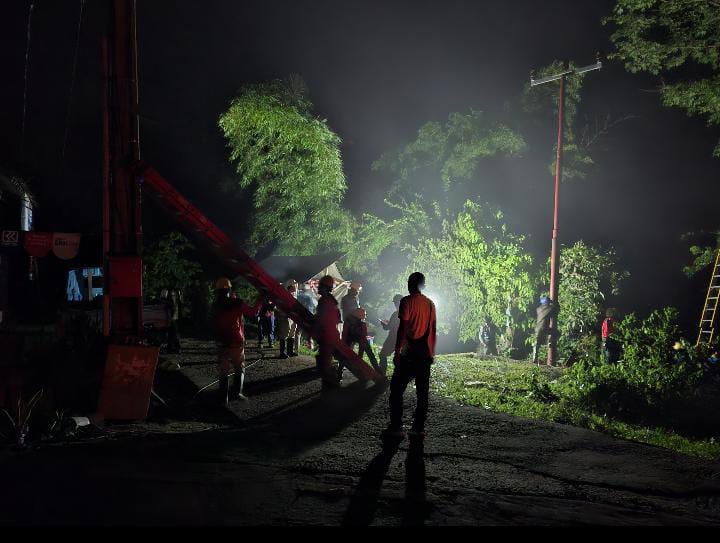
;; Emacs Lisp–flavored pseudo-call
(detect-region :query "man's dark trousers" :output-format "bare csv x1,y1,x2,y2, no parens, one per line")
389,354,432,432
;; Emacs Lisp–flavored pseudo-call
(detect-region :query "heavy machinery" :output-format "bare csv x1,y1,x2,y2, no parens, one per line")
99,1,380,419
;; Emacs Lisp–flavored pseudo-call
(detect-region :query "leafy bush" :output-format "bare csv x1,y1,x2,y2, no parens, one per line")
556,308,718,433
143,232,202,301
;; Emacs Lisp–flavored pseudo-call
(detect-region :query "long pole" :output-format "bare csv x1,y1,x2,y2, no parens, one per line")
547,73,566,366
101,38,111,337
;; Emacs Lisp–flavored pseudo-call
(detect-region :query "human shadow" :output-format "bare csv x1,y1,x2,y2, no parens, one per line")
343,437,402,526
402,439,431,526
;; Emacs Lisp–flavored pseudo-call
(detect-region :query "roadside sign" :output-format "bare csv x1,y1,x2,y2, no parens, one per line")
1,231,19,247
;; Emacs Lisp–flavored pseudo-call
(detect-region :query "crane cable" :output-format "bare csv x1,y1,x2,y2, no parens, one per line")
60,0,87,165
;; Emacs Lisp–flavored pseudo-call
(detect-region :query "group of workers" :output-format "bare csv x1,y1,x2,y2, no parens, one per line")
210,272,438,441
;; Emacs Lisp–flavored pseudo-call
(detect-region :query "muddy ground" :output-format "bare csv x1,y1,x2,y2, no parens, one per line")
1,338,720,526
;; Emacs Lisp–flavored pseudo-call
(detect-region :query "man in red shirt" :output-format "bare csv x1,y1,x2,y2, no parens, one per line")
385,272,437,441
602,308,620,365
213,278,264,405
313,275,342,391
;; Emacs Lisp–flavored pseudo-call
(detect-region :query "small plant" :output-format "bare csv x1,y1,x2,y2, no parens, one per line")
0,390,44,447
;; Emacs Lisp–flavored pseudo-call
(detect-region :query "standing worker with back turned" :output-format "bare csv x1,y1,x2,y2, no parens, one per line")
532,296,560,365
384,272,437,442
313,275,342,392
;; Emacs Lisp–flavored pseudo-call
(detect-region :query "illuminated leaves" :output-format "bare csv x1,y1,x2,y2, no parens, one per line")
219,78,352,255
404,201,536,343
556,241,629,346
374,110,526,195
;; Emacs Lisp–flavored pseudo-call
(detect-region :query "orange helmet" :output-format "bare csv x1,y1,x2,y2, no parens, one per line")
319,275,335,290
353,308,367,321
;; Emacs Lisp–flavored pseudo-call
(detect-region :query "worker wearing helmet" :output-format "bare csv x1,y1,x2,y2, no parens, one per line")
337,307,382,381
378,294,404,376
213,278,264,405
532,296,560,365
313,275,342,391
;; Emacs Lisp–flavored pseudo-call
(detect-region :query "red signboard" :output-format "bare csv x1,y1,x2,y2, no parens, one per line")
24,232,53,257
97,344,159,421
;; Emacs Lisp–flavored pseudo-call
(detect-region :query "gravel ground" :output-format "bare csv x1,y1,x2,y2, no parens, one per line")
1,338,720,526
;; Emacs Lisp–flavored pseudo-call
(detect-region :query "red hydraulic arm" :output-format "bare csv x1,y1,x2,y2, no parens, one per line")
135,161,383,385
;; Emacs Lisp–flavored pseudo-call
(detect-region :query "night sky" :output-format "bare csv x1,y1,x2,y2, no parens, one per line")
1,0,719,330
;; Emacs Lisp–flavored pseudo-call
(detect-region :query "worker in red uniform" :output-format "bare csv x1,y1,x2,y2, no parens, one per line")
602,308,620,365
337,307,382,381
213,278,264,405
385,272,437,442
313,275,342,391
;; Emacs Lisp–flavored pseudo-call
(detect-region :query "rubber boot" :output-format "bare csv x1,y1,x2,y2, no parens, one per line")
287,338,297,358
219,374,229,406
230,371,248,402
278,339,289,359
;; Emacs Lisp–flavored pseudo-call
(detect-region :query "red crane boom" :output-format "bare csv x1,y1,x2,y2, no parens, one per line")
135,161,383,384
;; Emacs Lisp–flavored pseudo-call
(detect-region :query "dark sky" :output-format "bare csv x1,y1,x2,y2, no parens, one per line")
1,0,719,330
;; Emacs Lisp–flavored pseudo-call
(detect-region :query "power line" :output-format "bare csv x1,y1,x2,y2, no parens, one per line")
61,0,87,165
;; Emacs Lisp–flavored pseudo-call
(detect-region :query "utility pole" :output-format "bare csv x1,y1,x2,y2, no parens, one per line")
530,57,601,366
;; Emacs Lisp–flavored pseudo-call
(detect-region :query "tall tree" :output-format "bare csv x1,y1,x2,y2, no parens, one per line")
219,77,352,255
347,111,526,283
605,0,720,156
402,201,536,346
555,241,629,358
374,110,526,204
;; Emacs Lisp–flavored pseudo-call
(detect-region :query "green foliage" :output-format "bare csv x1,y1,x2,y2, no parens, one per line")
352,110,528,312
402,201,536,344
559,308,711,428
605,0,720,156
523,60,596,179
219,77,352,255
374,110,526,200
432,353,720,459
143,232,202,300
556,241,629,358
682,231,720,277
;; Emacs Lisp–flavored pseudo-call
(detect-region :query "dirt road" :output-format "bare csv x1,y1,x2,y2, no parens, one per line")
1,339,719,526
